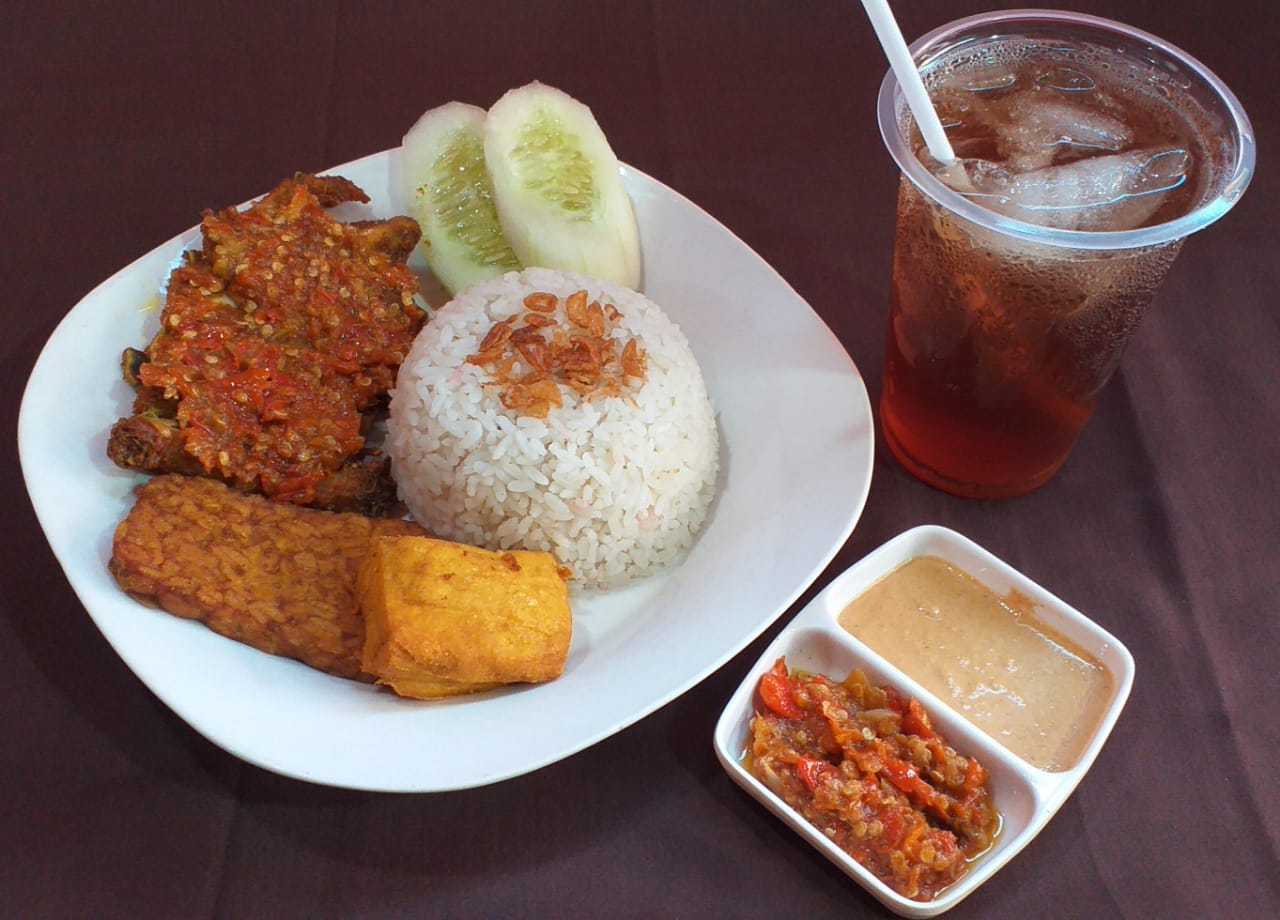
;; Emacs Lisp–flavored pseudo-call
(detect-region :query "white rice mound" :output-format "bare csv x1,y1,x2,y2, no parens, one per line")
388,267,720,589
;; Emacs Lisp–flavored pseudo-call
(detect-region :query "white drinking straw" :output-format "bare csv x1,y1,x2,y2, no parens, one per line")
860,0,955,163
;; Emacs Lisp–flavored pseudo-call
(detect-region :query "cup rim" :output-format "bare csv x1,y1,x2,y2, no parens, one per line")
876,8,1256,251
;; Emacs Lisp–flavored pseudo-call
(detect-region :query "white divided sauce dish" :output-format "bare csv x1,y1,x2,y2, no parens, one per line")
713,525,1135,918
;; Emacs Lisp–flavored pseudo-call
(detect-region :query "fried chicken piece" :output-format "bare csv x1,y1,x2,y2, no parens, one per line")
108,414,203,477
108,174,425,512
109,475,425,679
107,414,397,515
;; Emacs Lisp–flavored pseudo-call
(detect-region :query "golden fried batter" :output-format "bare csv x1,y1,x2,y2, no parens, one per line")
110,475,424,678
358,536,572,699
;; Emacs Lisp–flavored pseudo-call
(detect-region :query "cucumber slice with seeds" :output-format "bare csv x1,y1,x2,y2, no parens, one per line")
401,102,521,295
485,82,642,289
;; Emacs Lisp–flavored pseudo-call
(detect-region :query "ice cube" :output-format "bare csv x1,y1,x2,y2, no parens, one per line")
981,147,1191,231
931,88,973,130
939,158,1014,200
1034,65,1097,94
960,64,1019,94
996,94,1133,171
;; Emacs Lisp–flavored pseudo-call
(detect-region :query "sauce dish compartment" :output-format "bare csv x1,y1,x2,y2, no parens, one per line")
712,526,1135,917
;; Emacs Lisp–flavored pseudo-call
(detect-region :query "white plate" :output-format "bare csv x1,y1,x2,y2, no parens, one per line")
19,151,874,792
714,526,1135,917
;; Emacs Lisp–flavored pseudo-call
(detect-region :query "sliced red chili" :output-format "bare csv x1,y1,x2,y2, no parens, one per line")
883,756,936,806
758,658,805,720
901,698,935,739
794,757,836,792
883,685,907,715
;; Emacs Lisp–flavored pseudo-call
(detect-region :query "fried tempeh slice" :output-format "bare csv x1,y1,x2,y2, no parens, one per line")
109,475,424,679
358,536,572,699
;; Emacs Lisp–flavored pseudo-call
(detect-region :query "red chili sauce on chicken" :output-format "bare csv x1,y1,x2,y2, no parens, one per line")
745,659,1000,901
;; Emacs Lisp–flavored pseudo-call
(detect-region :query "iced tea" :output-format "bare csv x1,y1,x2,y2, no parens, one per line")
877,15,1251,497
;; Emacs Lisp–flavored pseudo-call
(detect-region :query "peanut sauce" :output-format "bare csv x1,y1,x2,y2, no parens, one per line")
838,556,1111,772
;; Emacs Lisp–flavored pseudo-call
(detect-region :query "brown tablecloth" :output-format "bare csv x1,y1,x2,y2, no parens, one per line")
5,2,1278,916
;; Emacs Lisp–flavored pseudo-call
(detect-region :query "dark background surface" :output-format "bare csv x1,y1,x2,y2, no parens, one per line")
4,1,1278,917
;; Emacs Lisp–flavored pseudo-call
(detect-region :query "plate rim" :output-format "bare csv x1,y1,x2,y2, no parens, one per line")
19,149,875,792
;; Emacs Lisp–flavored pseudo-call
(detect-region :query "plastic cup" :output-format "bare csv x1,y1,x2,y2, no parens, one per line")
876,10,1255,499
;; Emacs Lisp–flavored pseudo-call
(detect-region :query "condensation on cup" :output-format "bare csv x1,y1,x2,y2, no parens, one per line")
876,11,1255,499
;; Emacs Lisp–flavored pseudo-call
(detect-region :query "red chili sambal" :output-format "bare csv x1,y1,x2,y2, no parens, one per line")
112,174,425,509
745,659,1000,901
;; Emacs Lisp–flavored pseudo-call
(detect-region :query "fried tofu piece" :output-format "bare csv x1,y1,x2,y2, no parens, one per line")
358,537,572,699
110,475,424,679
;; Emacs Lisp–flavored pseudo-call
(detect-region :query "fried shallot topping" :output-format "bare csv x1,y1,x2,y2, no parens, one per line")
467,290,648,419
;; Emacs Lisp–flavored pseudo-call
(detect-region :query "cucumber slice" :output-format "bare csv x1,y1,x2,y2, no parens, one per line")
401,101,521,295
485,82,642,289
